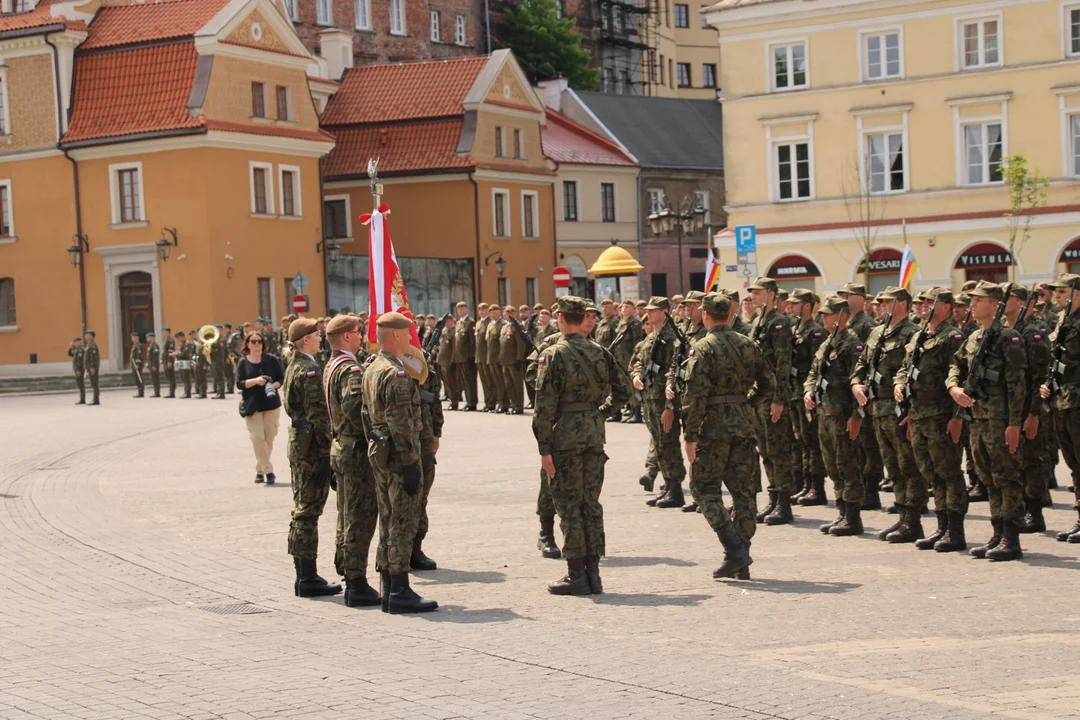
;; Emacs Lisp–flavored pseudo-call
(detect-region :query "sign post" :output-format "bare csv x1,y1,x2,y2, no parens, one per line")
292,294,308,314
735,225,757,279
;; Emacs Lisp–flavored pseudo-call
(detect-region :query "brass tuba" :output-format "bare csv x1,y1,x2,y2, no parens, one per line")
198,324,219,363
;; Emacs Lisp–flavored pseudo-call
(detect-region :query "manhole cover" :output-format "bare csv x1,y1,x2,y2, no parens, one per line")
198,603,270,615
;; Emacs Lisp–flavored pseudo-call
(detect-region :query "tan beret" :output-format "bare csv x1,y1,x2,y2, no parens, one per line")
456,301,469,308
376,311,413,329
326,314,359,336
504,305,515,312
478,302,489,310
288,318,319,342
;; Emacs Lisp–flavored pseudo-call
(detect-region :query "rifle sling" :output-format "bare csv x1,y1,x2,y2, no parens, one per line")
559,337,604,400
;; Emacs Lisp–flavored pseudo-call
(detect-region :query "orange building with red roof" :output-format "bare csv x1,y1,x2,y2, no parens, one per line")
320,49,557,312
0,0,335,373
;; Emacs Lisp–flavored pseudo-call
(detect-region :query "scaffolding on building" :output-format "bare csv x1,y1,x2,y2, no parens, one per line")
575,0,660,96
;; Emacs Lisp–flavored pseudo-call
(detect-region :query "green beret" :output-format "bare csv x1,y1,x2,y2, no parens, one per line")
643,296,670,311
162,326,171,332
73,336,82,342
556,296,586,315
85,330,95,336
702,292,731,316
147,332,155,338
224,323,232,328
176,330,186,337
130,331,139,336
747,277,778,293
970,281,1004,301
820,295,848,314
214,324,223,329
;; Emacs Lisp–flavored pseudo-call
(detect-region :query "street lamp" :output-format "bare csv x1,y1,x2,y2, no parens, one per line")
156,227,178,261
316,239,341,261
649,196,706,295
67,234,90,333
485,251,506,275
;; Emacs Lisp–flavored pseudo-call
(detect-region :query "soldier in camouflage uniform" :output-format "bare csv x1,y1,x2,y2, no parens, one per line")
130,331,145,398
534,296,628,595
789,289,828,506
746,277,798,525
804,297,865,536
363,312,437,613
412,340,443,571
613,299,645,424
631,297,687,508
667,291,706,512
146,332,161,397
281,318,341,598
852,286,923,542
838,282,883,510
193,333,209,398
956,282,988,503
894,288,968,552
948,281,1027,561
324,315,380,607
683,293,772,579
594,299,619,348
68,336,86,404
1040,274,1080,542
162,327,177,398
526,326,565,559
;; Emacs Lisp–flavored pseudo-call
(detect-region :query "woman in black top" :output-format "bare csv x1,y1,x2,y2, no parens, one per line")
235,332,284,484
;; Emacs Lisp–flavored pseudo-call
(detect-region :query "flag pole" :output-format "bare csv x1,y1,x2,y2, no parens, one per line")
368,157,382,210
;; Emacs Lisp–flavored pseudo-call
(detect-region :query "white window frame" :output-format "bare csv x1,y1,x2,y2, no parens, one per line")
284,0,298,21
767,38,809,93
513,128,524,159
355,0,370,30
323,194,353,240
389,0,405,35
855,108,910,195
858,27,904,82
521,190,539,238
249,161,276,216
492,188,510,238
600,182,617,222
109,161,146,226
950,95,1008,186
676,62,691,88
430,10,440,41
275,85,291,122
693,189,710,225
762,115,816,203
278,165,301,217
562,180,579,221
1056,86,1080,177
455,14,467,45
0,179,13,239
1064,2,1080,58
955,13,1004,71
316,0,332,26
0,67,11,135
646,187,664,213
494,126,506,158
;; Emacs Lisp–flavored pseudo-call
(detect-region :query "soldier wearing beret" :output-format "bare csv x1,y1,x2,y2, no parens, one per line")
683,293,772,580
281,317,340,598
363,311,437,613
475,303,495,411
788,289,828,507
805,297,866,536
436,314,460,410
82,330,100,405
746,277,798,526
175,331,192,398
949,281,1028,560
146,331,161,398
68,336,86,404
499,305,528,415
534,296,628,595
130,331,145,398
162,327,177,398
484,304,507,412
453,301,478,411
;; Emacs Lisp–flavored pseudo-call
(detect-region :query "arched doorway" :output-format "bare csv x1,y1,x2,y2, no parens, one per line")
857,248,902,296
955,242,1011,283
767,254,821,293
1060,236,1080,275
120,271,153,367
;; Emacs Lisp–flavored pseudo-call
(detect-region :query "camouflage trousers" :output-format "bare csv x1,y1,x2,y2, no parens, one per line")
644,438,658,480
819,414,862,504
689,435,758,543
332,441,378,578
371,463,422,574
1053,408,1080,510
969,417,1024,523
859,413,884,483
791,402,825,480
1022,413,1052,503
417,443,437,539
537,469,555,520
549,447,607,560
287,455,331,560
910,414,967,515
642,399,686,482
752,399,796,495
212,360,226,396
872,415,926,510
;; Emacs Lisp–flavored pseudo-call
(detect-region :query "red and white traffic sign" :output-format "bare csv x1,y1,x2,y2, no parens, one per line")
292,294,308,313
552,266,571,288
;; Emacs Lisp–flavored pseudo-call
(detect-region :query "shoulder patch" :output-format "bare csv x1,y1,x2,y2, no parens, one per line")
689,348,695,356
538,356,546,363
396,369,406,377
1010,336,1021,343
954,334,964,341
1034,334,1042,341
856,345,864,351
306,370,318,377
775,324,784,330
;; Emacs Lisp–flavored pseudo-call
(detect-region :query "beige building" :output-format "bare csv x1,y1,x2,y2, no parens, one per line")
705,0,1080,296
653,0,721,99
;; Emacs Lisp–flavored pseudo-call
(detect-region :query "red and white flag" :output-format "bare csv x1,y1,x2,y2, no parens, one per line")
360,202,428,381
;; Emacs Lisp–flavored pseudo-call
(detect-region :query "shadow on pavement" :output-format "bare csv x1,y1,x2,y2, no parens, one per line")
420,569,507,584
0,493,17,499
1020,553,1080,570
589,593,712,607
719,578,860,594
603,556,697,568
416,605,530,623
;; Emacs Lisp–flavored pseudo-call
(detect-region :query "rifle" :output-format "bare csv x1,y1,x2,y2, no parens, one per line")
898,294,939,422
509,315,537,356
422,313,451,363
807,309,846,421
963,283,1012,413
864,302,896,404
607,329,627,353
1045,286,1075,400
962,304,973,331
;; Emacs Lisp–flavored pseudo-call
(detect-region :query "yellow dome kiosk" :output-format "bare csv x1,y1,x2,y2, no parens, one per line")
587,241,644,304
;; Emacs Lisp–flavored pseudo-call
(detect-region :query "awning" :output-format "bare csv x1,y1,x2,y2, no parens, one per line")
955,242,1011,268
857,248,902,274
767,254,820,279
1060,237,1080,262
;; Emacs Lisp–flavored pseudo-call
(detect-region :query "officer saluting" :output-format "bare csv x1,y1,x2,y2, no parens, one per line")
68,336,86,404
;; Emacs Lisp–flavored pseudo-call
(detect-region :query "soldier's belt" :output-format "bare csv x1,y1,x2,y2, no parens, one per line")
418,388,438,404
291,419,313,430
556,401,597,413
706,395,748,405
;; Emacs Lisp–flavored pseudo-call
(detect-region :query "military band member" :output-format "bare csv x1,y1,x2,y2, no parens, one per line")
145,332,161,398
789,289,828,506
162,327,176,398
224,323,240,394
453,301,478,411
68,336,86,404
193,331,209,398
130,331,145,398
82,330,100,405
485,304,506,412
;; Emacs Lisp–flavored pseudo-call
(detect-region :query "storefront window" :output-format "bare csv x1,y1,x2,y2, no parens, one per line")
767,254,820,294
954,242,1011,284
327,255,474,317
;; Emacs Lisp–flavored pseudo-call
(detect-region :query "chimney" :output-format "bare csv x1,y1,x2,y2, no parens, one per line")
319,29,354,82
537,78,568,112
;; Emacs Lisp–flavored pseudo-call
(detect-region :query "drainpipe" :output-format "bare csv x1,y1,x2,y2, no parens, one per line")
484,0,492,54
636,169,643,298
469,172,482,304
318,156,330,315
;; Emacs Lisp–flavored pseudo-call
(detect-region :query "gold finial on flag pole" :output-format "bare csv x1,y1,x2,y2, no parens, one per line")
367,158,383,208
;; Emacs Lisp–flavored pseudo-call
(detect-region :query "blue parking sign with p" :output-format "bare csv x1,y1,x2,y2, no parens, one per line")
735,225,756,253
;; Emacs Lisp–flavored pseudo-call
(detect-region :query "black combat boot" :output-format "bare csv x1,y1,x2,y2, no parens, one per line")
584,556,603,594
682,502,699,513
916,512,948,550
266,473,276,485
1017,500,1046,534
646,478,671,507
880,477,894,493
969,480,989,502
934,512,967,552
627,407,643,424
344,576,381,607
410,533,437,571
548,558,591,595
876,513,905,541
970,518,1003,558
831,502,864,536
255,474,264,484
712,529,753,579
1056,508,1080,541
862,477,882,511
821,501,846,534
656,481,685,508
639,473,655,493
887,507,925,544
606,409,623,423
756,491,778,523
799,474,828,506
387,572,438,613
987,522,1024,561
537,517,562,559
294,557,343,597
380,570,390,613
791,472,811,504
764,493,793,525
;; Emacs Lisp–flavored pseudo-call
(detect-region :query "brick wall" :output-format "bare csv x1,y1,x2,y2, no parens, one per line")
291,0,488,64
7,54,57,151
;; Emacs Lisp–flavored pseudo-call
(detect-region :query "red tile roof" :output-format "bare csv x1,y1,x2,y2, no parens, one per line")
323,120,472,178
542,110,636,167
63,42,205,144
80,0,230,50
206,120,335,144
0,0,88,33
320,56,489,126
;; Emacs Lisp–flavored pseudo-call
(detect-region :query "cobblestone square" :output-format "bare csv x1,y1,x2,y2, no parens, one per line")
3,391,1079,720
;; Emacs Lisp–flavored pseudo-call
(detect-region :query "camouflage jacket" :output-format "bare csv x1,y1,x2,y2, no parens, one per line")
848,310,878,343
630,323,678,401
147,342,161,370
594,314,619,348
682,326,772,442
805,328,863,418
851,317,918,418
946,320,1027,424
613,316,645,368
68,345,84,373
894,320,965,420
282,352,332,457
324,350,368,445
731,315,751,336
1018,315,1051,416
178,340,194,365
362,351,422,468
1046,309,1080,410
791,317,827,402
667,320,705,392
417,363,444,443
453,315,475,362
748,307,794,403
533,333,628,455
525,331,562,391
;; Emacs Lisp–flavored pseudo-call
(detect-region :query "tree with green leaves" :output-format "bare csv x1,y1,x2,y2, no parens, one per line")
497,0,598,91
1000,154,1050,281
